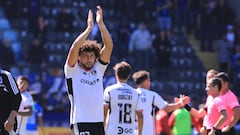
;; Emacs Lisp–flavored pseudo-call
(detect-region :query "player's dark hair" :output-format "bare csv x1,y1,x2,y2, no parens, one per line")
211,78,222,91
18,75,29,83
132,70,150,85
78,40,101,58
114,61,131,80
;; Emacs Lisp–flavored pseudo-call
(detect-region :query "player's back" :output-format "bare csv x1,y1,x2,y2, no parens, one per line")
105,83,141,135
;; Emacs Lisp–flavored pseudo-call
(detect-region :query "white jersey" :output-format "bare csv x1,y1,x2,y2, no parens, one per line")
103,83,143,135
64,60,107,124
136,88,167,135
17,91,33,135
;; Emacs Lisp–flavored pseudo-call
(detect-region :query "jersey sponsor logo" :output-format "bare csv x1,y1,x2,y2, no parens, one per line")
117,126,133,134
80,79,99,85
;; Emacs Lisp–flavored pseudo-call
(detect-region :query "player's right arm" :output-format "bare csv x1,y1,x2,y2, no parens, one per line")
66,10,94,67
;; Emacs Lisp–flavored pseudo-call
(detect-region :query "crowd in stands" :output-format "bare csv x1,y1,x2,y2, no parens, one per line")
0,0,240,128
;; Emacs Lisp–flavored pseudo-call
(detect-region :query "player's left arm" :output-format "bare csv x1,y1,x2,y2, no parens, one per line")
18,105,33,116
96,5,113,63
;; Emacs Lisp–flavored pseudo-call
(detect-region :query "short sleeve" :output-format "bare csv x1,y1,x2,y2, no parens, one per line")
154,92,167,109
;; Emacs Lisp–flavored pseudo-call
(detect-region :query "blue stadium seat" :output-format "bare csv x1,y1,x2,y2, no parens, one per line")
0,18,10,30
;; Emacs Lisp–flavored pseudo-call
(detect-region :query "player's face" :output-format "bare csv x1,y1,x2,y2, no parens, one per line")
205,79,217,96
17,79,29,92
78,51,96,70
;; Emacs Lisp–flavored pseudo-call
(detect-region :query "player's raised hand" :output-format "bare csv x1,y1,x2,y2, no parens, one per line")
87,10,94,29
174,94,190,106
96,5,104,26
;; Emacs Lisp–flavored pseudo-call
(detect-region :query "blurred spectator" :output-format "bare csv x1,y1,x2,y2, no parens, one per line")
226,24,236,52
155,0,173,38
187,0,201,36
153,30,172,69
32,16,47,37
56,7,74,32
155,109,172,135
128,22,152,70
174,0,190,33
114,18,131,59
27,38,47,72
133,0,148,23
28,0,41,34
0,39,16,70
198,0,217,52
215,0,235,39
215,32,231,72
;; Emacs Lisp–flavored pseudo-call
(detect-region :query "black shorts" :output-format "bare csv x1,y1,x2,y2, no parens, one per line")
71,122,105,135
0,129,9,135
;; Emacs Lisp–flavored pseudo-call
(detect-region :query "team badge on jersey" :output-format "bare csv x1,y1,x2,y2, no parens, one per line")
91,70,97,76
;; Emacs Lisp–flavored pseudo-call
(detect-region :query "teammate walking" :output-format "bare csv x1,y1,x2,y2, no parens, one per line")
64,5,113,135
103,61,143,135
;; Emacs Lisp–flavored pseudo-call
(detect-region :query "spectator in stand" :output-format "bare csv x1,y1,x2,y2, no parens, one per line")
174,0,190,33
27,0,41,35
198,0,217,52
0,40,16,71
188,0,201,36
153,30,172,69
215,32,231,72
155,0,173,38
56,6,75,32
128,22,152,70
115,18,131,60
31,16,47,37
27,38,47,72
226,25,236,53
215,0,235,39
133,0,148,23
